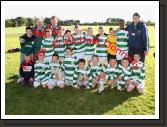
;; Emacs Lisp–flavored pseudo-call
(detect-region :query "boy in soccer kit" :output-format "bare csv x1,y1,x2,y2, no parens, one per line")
95,26,108,65
73,59,92,89
127,54,145,94
47,53,64,89
41,29,54,63
85,27,95,62
53,27,65,62
107,27,117,62
117,58,132,91
72,25,86,60
116,19,129,64
19,54,34,86
33,51,48,88
88,55,103,89
63,30,74,50
103,58,121,90
61,47,77,87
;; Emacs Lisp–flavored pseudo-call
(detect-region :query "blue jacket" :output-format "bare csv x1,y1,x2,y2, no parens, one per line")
126,22,149,51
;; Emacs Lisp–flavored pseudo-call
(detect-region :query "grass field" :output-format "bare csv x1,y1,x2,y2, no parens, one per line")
5,26,155,115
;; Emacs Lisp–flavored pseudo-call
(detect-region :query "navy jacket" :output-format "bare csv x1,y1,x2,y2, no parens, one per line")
126,22,149,51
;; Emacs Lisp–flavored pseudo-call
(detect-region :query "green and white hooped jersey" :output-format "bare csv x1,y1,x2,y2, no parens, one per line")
63,35,74,49
73,32,86,54
118,64,132,81
85,35,95,55
95,35,107,57
116,30,128,51
130,61,145,82
41,37,54,58
88,62,103,78
61,56,77,81
54,36,65,57
103,64,121,80
48,61,62,79
34,60,48,82
73,66,92,86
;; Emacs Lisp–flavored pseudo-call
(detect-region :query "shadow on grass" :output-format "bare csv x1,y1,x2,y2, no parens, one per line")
5,75,141,115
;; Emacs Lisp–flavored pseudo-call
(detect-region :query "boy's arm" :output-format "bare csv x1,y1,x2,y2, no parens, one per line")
139,63,145,80
30,61,34,78
87,67,93,86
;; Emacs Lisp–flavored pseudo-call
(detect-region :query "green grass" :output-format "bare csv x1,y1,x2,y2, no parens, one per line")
5,26,155,115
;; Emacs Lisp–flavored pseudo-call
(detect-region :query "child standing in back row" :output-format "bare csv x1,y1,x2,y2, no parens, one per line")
72,25,86,60
85,27,95,63
41,29,54,63
95,26,108,65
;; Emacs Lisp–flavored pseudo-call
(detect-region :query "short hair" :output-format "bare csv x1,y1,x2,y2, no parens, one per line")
119,19,124,23
65,46,72,51
52,53,59,58
26,26,33,31
74,25,80,29
45,28,52,33
98,26,103,30
92,54,99,59
121,58,129,62
51,16,58,19
78,59,86,64
134,53,141,58
109,57,116,62
133,12,140,18
65,30,71,34
109,27,113,31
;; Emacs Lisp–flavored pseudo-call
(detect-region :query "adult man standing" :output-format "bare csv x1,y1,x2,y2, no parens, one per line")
126,12,149,63
45,16,60,38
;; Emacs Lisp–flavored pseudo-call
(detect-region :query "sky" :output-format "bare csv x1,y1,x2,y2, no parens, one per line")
3,1,158,23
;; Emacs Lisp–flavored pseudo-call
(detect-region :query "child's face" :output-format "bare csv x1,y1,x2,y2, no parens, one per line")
38,54,45,61
37,20,43,27
74,28,80,34
119,21,124,28
87,29,93,35
51,18,58,26
46,30,52,38
122,59,129,68
25,56,31,62
52,56,58,62
66,32,71,38
98,29,104,35
79,62,85,69
92,57,99,65
66,49,72,56
109,30,115,35
109,59,117,67
26,30,32,37
133,54,140,62
58,29,63,36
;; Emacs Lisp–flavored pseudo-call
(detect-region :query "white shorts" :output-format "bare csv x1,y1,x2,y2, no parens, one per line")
129,79,145,89
116,49,128,61
47,79,57,86
33,81,47,88
65,79,73,86
99,57,107,65
74,52,85,60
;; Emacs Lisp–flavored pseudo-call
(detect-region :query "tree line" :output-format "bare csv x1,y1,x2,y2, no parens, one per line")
5,17,155,27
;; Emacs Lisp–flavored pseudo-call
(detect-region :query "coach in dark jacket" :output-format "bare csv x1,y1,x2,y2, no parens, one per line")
126,12,149,62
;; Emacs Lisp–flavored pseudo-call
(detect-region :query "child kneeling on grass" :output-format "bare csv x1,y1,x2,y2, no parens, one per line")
47,53,64,90
73,59,93,89
61,47,77,87
103,58,121,90
19,54,34,86
33,51,48,88
127,54,145,94
88,55,103,89
117,58,132,91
